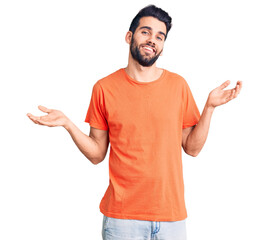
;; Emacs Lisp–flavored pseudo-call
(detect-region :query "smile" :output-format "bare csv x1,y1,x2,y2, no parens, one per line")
142,45,156,53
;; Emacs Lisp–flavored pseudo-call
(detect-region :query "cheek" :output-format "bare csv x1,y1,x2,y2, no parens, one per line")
156,45,164,54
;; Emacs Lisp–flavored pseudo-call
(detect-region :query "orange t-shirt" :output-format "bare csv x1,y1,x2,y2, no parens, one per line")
85,68,200,221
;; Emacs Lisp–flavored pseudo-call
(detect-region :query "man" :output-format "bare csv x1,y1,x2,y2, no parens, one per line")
27,5,242,240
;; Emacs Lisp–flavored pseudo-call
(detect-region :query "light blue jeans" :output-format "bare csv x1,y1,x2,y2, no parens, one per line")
102,215,187,240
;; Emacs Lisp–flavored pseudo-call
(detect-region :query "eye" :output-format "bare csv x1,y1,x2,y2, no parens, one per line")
142,31,149,35
157,36,163,41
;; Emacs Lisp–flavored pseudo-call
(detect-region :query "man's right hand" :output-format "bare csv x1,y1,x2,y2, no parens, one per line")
27,105,69,128
27,105,109,164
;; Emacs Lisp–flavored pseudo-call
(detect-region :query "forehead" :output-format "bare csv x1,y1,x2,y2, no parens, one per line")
137,16,167,35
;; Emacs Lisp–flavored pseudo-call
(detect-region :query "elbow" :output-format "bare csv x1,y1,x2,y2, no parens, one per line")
91,159,100,165
89,156,104,165
183,147,200,157
188,151,199,157
91,159,102,165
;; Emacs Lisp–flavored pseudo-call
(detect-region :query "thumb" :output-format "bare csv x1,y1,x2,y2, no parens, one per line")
38,105,52,113
219,80,231,90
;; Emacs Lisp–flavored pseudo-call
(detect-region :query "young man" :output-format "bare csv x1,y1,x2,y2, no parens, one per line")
27,5,242,240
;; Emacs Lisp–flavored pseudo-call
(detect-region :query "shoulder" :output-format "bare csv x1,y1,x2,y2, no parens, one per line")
163,69,188,85
96,69,124,87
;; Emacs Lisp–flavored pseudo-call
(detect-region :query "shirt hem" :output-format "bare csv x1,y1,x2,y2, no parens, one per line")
182,121,199,129
84,120,108,131
100,207,187,222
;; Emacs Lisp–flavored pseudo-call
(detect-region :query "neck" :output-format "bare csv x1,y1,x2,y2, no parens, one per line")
125,53,163,83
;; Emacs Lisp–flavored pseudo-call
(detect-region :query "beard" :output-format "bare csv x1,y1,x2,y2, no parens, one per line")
130,36,163,67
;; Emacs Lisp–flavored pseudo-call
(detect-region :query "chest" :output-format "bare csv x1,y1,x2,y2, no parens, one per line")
104,84,183,132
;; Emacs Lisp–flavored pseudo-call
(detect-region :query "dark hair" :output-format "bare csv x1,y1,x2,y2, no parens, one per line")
129,5,172,40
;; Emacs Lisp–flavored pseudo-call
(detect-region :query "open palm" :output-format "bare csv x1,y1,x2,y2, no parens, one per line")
27,105,68,127
207,80,243,108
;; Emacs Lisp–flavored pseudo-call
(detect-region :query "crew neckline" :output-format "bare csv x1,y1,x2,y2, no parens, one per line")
122,68,167,85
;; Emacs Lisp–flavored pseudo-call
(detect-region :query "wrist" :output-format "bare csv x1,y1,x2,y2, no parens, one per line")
63,118,73,131
205,100,215,112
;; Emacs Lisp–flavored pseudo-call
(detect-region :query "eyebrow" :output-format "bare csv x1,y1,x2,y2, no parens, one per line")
139,26,166,38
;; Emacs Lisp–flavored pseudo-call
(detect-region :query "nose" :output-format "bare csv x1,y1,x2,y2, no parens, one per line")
145,33,156,46
146,39,156,47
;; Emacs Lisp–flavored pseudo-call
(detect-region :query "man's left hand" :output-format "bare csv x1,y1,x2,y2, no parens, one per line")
206,80,243,109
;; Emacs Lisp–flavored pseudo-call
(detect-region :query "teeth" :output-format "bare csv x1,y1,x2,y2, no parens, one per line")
143,46,154,52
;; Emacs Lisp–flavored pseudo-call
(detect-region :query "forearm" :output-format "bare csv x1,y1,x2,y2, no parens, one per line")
64,120,101,164
183,80,242,157
185,102,215,156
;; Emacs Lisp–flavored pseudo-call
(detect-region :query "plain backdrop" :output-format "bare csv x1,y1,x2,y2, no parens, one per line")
1,0,268,239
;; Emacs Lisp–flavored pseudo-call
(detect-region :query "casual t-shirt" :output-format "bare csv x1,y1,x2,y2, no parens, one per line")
85,68,200,221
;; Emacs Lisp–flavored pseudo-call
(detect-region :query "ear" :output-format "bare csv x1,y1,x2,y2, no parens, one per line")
125,31,132,44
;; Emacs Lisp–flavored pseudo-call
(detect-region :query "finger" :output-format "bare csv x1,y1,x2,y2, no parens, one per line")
28,117,38,124
234,81,243,98
35,119,45,126
27,114,40,124
36,118,53,127
237,81,243,92
27,113,35,118
40,113,50,119
225,89,235,102
231,89,236,100
234,84,240,98
27,112,51,125
27,113,38,120
219,80,231,90
38,105,52,114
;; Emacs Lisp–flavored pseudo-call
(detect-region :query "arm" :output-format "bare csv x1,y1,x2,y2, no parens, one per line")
65,121,109,165
27,105,109,165
182,80,243,157
182,105,214,157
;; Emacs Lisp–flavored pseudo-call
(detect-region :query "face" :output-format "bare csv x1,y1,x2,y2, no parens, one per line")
128,16,167,67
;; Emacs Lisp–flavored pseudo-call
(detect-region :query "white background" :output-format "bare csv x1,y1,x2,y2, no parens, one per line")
1,0,268,239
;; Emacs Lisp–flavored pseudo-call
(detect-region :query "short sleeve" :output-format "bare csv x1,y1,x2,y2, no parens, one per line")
182,80,200,129
85,82,109,130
